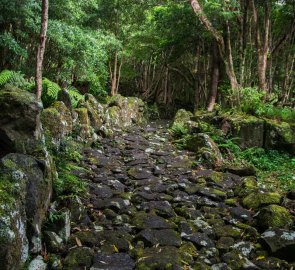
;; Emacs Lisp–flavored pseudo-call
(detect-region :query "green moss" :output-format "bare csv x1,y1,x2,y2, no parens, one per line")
257,204,293,229
234,176,258,197
214,225,241,238
0,174,15,214
242,192,281,210
179,242,198,262
75,108,88,122
136,246,183,270
211,172,224,183
265,119,294,144
225,198,239,206
63,247,94,270
211,188,227,197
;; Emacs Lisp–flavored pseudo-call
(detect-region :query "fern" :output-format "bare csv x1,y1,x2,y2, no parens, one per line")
0,70,13,87
0,69,35,91
42,78,61,107
67,86,84,108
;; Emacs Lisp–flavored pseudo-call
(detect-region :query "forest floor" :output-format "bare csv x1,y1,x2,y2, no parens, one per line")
60,121,293,270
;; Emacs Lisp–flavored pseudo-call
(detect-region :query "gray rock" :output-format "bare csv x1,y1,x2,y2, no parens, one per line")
0,85,43,156
182,232,215,248
28,256,47,270
137,229,182,247
261,229,295,262
91,253,135,270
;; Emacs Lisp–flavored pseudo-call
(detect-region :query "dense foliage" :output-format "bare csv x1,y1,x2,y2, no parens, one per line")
0,0,294,110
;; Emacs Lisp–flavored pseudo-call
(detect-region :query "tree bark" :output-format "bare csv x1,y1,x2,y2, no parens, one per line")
207,42,220,112
250,0,270,91
111,50,118,96
36,0,49,101
190,0,239,91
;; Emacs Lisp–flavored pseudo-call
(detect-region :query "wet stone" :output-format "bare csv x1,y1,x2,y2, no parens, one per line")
128,167,153,180
90,184,113,199
140,200,175,217
132,212,175,229
260,229,295,262
136,246,186,270
136,229,182,247
91,253,135,270
230,206,253,223
182,232,215,248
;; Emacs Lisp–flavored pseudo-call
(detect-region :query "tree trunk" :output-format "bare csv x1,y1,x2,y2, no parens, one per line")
190,0,239,91
111,50,118,96
36,0,49,100
250,0,270,91
207,42,220,112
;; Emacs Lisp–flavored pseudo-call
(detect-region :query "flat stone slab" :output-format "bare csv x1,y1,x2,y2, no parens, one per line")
91,253,135,270
182,232,215,248
261,229,295,262
137,229,182,247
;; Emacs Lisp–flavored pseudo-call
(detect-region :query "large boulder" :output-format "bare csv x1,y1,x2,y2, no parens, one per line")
0,85,43,157
260,229,295,262
73,108,93,141
186,133,223,168
220,115,265,149
83,94,104,132
255,205,293,230
105,95,147,129
171,109,196,134
41,101,73,146
264,119,295,154
0,153,53,269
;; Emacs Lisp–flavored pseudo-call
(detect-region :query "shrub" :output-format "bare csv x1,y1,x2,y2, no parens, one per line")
169,122,189,138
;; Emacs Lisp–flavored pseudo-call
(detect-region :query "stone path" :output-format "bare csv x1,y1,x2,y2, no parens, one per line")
61,121,295,270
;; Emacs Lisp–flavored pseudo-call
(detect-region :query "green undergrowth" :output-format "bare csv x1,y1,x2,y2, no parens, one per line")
171,119,295,191
46,137,87,200
212,134,295,191
0,69,84,108
222,87,295,123
169,122,189,139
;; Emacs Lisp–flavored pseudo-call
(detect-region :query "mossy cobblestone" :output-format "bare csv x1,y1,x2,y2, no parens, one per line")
42,121,295,270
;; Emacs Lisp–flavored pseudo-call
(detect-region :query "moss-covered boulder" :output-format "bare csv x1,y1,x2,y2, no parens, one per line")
41,101,73,146
242,192,282,210
63,247,94,270
171,109,195,133
73,108,93,141
173,109,193,125
234,176,258,197
186,133,223,168
105,95,147,129
0,153,53,269
83,94,104,131
256,205,293,230
264,119,295,154
222,114,265,149
0,85,43,156
135,246,186,270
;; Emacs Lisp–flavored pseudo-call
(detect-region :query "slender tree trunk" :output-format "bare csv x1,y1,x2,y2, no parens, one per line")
207,42,220,112
111,50,118,96
190,0,239,91
116,58,123,95
36,0,49,100
250,0,270,91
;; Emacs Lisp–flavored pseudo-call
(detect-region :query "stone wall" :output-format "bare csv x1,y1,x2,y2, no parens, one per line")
0,86,147,269
0,86,54,269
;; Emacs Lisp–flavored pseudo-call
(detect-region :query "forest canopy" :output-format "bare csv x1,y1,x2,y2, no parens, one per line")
0,0,294,111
